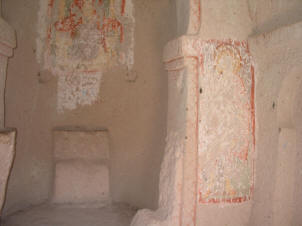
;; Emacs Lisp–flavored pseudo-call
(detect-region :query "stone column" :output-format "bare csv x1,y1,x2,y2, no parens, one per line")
131,36,199,226
132,35,255,226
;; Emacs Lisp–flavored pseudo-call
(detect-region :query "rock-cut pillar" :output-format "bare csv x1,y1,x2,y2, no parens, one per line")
131,35,255,226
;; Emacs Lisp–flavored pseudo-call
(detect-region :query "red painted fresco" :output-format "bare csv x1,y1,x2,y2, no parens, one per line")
97,17,124,52
48,0,125,50
121,0,126,15
54,12,83,38
197,40,255,204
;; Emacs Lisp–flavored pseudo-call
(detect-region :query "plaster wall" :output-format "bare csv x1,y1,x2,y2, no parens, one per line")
2,0,176,215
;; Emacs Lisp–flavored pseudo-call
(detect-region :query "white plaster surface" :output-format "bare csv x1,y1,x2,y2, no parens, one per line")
57,71,103,113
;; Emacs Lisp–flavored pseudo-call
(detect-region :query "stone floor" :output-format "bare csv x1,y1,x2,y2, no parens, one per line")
3,203,137,226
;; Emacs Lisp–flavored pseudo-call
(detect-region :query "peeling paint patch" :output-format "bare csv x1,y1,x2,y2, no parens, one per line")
37,0,134,112
57,71,102,112
197,40,255,204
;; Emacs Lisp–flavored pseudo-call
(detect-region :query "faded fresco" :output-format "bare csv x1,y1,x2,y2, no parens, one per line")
37,0,134,112
198,40,255,204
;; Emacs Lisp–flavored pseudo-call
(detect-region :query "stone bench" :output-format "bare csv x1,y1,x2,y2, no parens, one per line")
52,128,110,206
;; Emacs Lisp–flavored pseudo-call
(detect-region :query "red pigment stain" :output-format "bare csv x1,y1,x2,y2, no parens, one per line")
74,0,84,10
91,0,102,6
199,191,250,204
49,0,55,8
121,0,126,15
55,11,83,38
51,0,124,49
251,65,256,147
54,0,89,37
97,17,124,52
47,26,52,40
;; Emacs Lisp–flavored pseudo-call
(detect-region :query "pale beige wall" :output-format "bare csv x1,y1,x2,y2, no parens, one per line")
2,0,55,214
198,0,302,39
248,25,302,225
294,124,302,225
2,0,176,215
248,1,302,225
248,0,302,35
194,1,302,226
199,0,252,40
